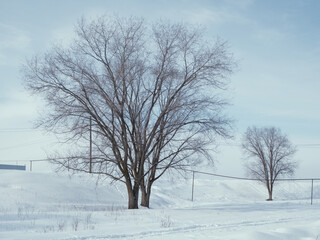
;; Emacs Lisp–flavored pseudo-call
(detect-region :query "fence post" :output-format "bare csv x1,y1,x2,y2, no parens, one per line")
89,116,92,173
191,171,195,201
30,160,33,171
311,179,314,205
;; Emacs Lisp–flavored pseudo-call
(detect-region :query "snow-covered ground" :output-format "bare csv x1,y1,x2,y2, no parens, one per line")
1,170,320,240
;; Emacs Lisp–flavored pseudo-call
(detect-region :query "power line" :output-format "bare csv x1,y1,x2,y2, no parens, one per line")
186,168,320,204
184,169,320,181
219,143,320,148
0,140,51,151
1,157,319,181
0,128,40,133
0,158,65,163
296,144,320,148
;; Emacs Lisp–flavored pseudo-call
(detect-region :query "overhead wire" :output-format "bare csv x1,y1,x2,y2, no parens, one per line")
0,128,40,133
0,140,52,151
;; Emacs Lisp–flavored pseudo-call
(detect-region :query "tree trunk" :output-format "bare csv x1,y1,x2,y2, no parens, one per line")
267,191,273,201
140,180,152,208
267,184,273,201
127,181,140,209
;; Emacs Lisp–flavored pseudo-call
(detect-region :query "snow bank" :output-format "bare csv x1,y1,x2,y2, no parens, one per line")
0,170,320,240
0,171,126,209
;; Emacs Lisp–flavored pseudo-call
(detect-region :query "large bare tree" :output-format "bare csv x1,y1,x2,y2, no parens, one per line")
23,16,234,209
242,126,297,201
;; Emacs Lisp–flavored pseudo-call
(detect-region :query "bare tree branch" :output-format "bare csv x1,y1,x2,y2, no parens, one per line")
242,126,297,200
22,15,234,209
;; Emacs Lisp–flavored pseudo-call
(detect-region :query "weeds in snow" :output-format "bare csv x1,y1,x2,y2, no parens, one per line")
38,212,96,233
16,205,37,227
107,204,126,214
43,225,55,233
72,216,79,231
84,213,95,230
160,215,173,228
56,220,67,232
17,205,36,221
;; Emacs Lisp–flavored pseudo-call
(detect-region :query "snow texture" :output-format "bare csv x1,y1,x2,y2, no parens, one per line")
0,170,319,240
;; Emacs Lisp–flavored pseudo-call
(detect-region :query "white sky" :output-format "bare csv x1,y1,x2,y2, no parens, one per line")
0,0,319,177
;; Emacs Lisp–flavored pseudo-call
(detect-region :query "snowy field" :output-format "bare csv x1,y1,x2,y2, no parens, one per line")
1,170,320,240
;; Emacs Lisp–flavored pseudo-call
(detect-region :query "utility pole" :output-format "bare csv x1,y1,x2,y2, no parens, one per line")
311,179,314,205
89,116,92,173
192,171,195,201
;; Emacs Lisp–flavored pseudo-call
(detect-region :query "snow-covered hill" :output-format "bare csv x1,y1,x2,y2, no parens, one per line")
1,170,320,240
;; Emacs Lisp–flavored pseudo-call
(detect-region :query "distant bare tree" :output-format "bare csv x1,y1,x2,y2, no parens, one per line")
242,127,297,200
23,16,234,209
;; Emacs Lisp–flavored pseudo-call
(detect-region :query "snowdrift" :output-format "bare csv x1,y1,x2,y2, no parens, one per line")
1,170,320,240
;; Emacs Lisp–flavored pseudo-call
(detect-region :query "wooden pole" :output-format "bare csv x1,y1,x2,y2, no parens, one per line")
311,179,314,205
192,171,195,201
89,116,92,173
30,160,32,171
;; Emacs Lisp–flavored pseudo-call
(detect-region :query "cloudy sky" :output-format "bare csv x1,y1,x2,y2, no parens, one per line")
0,0,319,177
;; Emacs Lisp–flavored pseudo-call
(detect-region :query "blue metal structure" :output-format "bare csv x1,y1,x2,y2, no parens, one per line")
0,164,26,171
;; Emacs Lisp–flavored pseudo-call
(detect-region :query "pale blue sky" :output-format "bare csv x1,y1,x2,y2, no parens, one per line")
0,0,319,177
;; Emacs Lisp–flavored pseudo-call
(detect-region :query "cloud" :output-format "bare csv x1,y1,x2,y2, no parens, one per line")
223,0,255,10
183,8,227,25
0,91,39,124
0,53,5,64
0,23,31,50
49,25,76,48
253,28,286,43
180,6,250,26
0,23,31,66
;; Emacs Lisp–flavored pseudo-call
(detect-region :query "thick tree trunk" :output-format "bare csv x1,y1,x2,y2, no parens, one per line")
267,192,273,201
140,181,147,207
267,184,273,201
140,180,152,208
127,181,140,209
140,189,149,208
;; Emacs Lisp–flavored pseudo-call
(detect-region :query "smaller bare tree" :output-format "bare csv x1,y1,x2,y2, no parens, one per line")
242,126,297,201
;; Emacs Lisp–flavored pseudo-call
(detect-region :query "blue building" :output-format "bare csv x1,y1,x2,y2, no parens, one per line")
0,164,26,171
